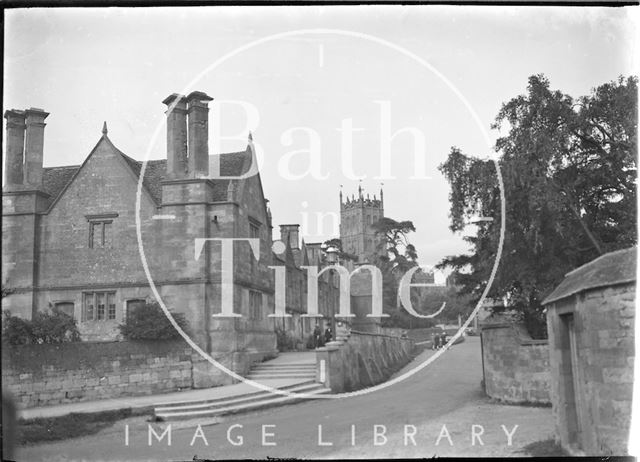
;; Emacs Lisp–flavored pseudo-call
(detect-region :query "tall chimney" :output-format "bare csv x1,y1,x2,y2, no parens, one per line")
186,91,213,178
24,108,49,189
162,94,188,179
3,110,26,190
279,224,300,249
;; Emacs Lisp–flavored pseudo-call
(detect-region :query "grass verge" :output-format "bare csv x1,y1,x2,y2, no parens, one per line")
486,397,552,408
17,408,135,445
522,438,569,456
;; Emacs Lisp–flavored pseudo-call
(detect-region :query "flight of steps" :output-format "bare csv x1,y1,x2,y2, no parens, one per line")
246,362,317,380
153,360,326,421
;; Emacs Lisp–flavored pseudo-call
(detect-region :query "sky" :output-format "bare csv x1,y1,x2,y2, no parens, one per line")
3,6,638,279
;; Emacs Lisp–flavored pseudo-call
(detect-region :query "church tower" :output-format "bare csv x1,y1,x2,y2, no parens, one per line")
339,184,385,264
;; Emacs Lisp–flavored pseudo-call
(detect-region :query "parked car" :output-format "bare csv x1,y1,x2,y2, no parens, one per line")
465,327,477,336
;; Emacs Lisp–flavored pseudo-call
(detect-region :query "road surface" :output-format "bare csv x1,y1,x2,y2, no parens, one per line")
17,337,553,460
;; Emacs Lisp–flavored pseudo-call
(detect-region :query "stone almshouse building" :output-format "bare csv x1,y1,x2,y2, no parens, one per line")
2,91,341,381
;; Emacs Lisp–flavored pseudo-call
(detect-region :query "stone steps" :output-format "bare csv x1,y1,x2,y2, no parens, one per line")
251,363,316,369
247,374,316,380
154,381,329,421
247,364,316,380
247,361,316,381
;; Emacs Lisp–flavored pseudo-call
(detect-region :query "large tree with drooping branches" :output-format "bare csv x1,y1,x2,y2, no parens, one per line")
438,75,637,338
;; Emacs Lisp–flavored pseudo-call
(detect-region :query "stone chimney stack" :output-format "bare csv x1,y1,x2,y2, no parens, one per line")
162,93,188,179
3,109,26,190
279,224,300,249
24,108,49,188
186,91,213,178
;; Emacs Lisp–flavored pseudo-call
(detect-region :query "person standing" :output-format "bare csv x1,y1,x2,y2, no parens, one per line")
313,324,322,348
324,326,333,344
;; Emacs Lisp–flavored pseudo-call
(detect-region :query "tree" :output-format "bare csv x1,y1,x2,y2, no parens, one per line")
119,302,190,340
427,285,475,324
437,75,637,338
2,308,81,345
371,217,418,270
321,238,358,262
370,217,420,325
2,311,33,345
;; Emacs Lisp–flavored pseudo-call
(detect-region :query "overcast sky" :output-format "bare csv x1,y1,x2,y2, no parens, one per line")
3,6,638,277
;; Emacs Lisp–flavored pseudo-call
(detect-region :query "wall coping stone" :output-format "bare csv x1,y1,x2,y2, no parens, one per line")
350,330,414,341
480,322,548,346
316,345,340,352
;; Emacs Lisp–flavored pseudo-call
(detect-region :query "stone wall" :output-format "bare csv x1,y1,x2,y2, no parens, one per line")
315,330,414,393
480,321,551,404
380,327,405,337
546,283,635,456
1,340,201,409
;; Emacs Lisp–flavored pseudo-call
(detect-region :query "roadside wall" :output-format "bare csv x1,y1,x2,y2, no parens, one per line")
481,321,551,404
380,327,405,337
1,340,222,409
315,331,414,393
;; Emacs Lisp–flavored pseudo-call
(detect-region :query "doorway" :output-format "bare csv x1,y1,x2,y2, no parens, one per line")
559,313,582,451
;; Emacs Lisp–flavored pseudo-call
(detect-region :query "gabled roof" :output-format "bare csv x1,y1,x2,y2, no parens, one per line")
543,247,637,305
42,142,252,207
42,165,80,199
119,154,167,205
42,135,160,212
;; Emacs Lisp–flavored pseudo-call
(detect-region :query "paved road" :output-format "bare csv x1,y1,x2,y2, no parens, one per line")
18,337,537,460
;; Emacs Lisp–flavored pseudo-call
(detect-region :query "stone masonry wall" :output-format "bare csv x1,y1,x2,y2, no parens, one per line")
481,321,551,404
1,340,197,409
546,283,635,456
315,330,414,393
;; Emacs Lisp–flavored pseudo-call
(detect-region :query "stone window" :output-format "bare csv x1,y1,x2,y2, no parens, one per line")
107,293,116,319
249,217,261,239
97,293,106,320
249,290,262,320
89,221,112,248
86,213,118,249
83,291,116,321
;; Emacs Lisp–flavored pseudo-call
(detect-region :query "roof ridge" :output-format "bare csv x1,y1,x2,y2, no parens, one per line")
119,152,139,164
40,145,251,211
564,245,637,278
41,148,245,172
44,164,81,170
543,246,636,305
